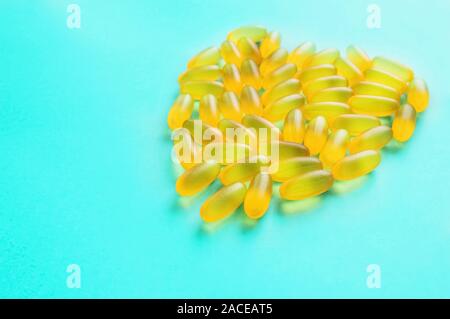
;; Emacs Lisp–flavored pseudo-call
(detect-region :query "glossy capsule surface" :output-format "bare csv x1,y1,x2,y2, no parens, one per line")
302,102,350,121
264,93,306,122
352,81,399,100
219,158,263,185
242,114,280,145
173,129,201,169
227,25,268,42
176,161,221,196
223,63,242,93
187,46,221,69
392,103,416,142
167,94,194,129
349,95,399,117
203,142,251,164
272,156,322,182
303,75,348,98
199,94,220,126
237,37,262,64
220,40,242,66
244,173,272,219
346,45,371,72
309,87,353,103
183,119,223,144
364,68,407,93
288,42,316,71
332,150,381,181
276,141,309,160
334,56,363,86
407,78,429,112
260,48,288,76
372,56,414,82
218,118,257,145
319,129,350,168
262,63,297,89
331,114,381,136
280,170,333,200
305,48,340,67
219,91,242,122
304,116,328,155
298,64,336,84
179,65,222,84
241,59,262,89
282,108,305,143
261,78,301,106
240,85,263,115
180,80,224,99
348,126,392,154
260,31,281,58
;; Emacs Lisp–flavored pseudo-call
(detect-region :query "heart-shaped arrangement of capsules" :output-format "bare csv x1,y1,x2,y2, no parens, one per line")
168,25,429,223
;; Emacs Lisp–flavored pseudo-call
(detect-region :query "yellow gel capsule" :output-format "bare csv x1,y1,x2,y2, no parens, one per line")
319,129,350,168
260,48,288,76
241,59,262,89
407,78,429,112
180,80,224,100
264,94,306,122
237,37,262,64
227,25,268,43
219,91,242,122
242,114,280,146
203,142,251,164
199,94,220,126
262,63,297,89
303,75,348,99
288,42,316,71
178,65,222,84
187,46,221,69
331,114,381,136
280,170,333,200
260,31,281,58
352,81,399,100
261,79,301,106
332,150,381,181
176,161,221,196
346,45,372,72
298,64,336,85
349,95,399,117
309,87,353,103
305,48,340,67
282,108,305,143
183,119,223,144
272,157,322,182
275,141,309,160
244,173,272,219
219,157,264,185
173,129,201,169
364,68,407,94
218,118,257,146
304,116,328,155
334,56,363,86
220,40,242,66
392,103,416,142
348,125,392,154
372,56,414,82
167,94,194,130
302,102,351,121
223,63,242,93
240,85,263,115
200,182,247,223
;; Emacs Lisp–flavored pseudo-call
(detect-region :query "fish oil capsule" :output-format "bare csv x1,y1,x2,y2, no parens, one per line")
272,157,322,182
218,119,257,145
178,65,222,84
237,37,262,64
372,56,414,82
392,103,416,142
349,95,399,117
183,119,223,144
303,75,348,99
346,45,372,72
220,40,242,66
334,57,363,86
261,79,301,106
241,59,262,89
176,161,221,196
332,150,381,181
298,64,336,85
264,93,306,122
364,68,407,94
262,63,297,89
260,48,288,76
240,85,263,115
167,94,194,129
305,48,340,67
187,46,221,69
219,156,265,185
244,173,272,219
348,126,392,154
275,141,309,160
242,114,280,147
331,114,381,136
280,170,333,200
203,142,251,164
180,80,224,99
282,108,305,143
407,78,429,112
302,102,350,121
319,129,350,168
200,182,247,223
352,81,399,100
219,91,242,122
223,63,242,93
288,42,316,71
227,25,268,43
199,94,220,126
173,129,202,169
260,31,281,58
304,116,328,155
309,87,353,103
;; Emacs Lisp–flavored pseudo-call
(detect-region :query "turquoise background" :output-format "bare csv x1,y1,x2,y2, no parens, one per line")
1,0,449,298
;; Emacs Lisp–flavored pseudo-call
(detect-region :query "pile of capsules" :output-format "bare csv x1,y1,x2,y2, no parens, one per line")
167,25,429,223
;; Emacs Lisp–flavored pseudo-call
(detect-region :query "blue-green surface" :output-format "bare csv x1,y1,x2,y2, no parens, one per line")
1,0,449,298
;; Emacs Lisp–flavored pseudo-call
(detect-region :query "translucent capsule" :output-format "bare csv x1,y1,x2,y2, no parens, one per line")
218,118,257,145
264,93,306,122
203,142,251,164
392,103,416,142
352,81,399,100
199,94,220,126
305,48,340,67
180,80,224,99
244,173,272,219
242,114,280,145
272,157,322,182
348,126,392,154
346,45,372,72
260,48,288,76
288,42,316,71
183,119,223,144
237,37,262,64
303,75,347,99
223,63,242,93
276,141,309,160
240,85,263,115
173,129,201,169
282,108,305,143
298,64,336,85
167,94,194,130
309,87,353,103
241,59,262,89
332,150,381,181
178,65,222,84
187,47,221,69
349,95,399,117
372,56,414,82
260,31,281,58
219,157,264,185
227,25,268,43
302,102,350,121
280,170,333,200
304,116,328,155
220,40,242,66
364,68,407,94
262,63,297,89
176,161,221,196
219,91,242,122
331,114,381,136
319,129,350,168
334,56,363,86
261,79,301,106
407,78,429,112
